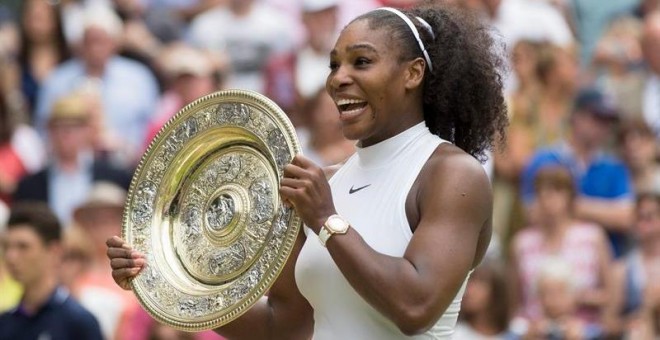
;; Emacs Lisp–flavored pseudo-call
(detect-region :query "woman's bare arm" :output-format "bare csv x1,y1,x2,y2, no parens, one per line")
213,231,313,340
280,147,492,335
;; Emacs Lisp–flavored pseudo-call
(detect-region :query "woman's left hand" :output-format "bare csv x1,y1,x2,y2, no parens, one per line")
279,154,336,234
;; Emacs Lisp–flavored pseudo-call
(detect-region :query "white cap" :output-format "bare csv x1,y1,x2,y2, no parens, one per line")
302,0,339,12
82,5,123,40
163,45,213,77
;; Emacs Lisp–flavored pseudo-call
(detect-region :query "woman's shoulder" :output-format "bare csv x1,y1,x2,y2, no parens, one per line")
426,143,489,182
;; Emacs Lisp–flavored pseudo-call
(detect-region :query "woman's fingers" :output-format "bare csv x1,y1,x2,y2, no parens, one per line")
280,177,308,189
110,257,145,270
112,267,142,290
107,235,146,290
106,235,126,248
283,163,308,179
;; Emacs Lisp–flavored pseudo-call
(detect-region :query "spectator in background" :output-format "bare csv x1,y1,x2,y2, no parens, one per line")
521,87,634,257
523,258,603,340
0,6,17,59
592,16,645,121
0,74,45,204
69,182,142,340
640,11,660,138
619,119,660,194
187,0,295,93
569,0,640,67
493,41,579,243
511,166,613,327
144,43,219,148
35,5,159,167
607,192,660,338
143,0,225,24
13,93,131,226
17,0,70,119
265,0,340,128
457,0,574,93
0,221,21,314
0,202,103,340
634,0,660,19
454,260,515,339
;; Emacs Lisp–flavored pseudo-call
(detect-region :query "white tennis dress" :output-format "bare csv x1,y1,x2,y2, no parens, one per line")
295,122,470,339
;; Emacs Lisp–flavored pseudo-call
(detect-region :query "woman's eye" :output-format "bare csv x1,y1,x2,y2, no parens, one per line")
355,57,371,67
329,61,339,71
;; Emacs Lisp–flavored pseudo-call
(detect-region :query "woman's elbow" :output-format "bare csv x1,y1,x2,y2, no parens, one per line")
393,305,440,336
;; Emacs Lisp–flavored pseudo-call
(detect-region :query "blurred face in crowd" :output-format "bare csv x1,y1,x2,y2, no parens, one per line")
538,277,576,320
536,184,572,219
549,47,579,92
1,225,59,287
22,0,56,43
48,118,93,162
642,12,660,74
635,196,660,240
622,129,657,171
461,271,492,314
571,111,614,149
512,40,539,87
82,26,117,71
303,7,339,53
174,73,216,106
74,206,123,251
310,91,343,137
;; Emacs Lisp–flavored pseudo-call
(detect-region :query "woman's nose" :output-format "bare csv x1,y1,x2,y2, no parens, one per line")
327,65,353,90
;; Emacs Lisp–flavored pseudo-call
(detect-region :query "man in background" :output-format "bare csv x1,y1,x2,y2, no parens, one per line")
0,202,103,340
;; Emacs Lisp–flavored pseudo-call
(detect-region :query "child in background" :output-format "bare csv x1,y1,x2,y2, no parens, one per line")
524,258,603,340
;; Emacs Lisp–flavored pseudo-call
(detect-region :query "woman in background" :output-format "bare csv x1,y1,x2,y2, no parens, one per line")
17,0,70,119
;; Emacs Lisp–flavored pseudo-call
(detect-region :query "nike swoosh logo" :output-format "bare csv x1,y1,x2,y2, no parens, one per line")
349,184,371,194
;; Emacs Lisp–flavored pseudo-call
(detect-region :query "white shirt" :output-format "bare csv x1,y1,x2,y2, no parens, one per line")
187,3,296,92
643,73,660,138
295,123,469,339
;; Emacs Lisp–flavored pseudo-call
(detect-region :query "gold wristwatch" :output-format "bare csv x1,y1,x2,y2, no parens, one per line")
318,214,350,247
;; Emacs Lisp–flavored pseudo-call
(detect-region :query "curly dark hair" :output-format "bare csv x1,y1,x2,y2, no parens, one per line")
353,3,508,162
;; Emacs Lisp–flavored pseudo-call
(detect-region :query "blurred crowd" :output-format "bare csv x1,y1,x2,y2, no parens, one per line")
0,0,659,339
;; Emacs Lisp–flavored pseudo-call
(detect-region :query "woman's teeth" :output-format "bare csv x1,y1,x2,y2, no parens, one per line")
337,99,367,113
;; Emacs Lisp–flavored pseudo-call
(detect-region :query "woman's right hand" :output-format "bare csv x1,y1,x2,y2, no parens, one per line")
106,236,146,290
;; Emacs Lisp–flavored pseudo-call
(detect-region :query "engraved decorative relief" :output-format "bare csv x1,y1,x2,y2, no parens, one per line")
217,103,251,125
123,90,301,331
206,194,236,231
267,129,290,170
249,179,273,223
217,154,241,181
208,243,246,276
131,180,157,227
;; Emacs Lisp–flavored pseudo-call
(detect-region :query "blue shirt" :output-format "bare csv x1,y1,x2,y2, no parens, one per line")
521,142,633,203
0,286,103,340
35,56,159,155
521,142,634,256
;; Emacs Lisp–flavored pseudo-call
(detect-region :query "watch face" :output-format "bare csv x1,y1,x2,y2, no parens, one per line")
327,216,347,232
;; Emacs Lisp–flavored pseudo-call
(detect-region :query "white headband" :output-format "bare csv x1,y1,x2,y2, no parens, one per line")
375,7,434,72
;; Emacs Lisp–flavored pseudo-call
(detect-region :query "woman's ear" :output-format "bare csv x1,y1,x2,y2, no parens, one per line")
404,57,426,90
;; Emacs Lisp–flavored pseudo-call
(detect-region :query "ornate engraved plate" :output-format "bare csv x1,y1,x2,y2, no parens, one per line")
122,90,302,331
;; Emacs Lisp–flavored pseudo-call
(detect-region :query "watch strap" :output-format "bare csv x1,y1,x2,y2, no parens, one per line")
318,226,333,247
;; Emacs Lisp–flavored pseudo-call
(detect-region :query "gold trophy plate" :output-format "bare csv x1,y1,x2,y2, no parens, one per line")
122,90,302,331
